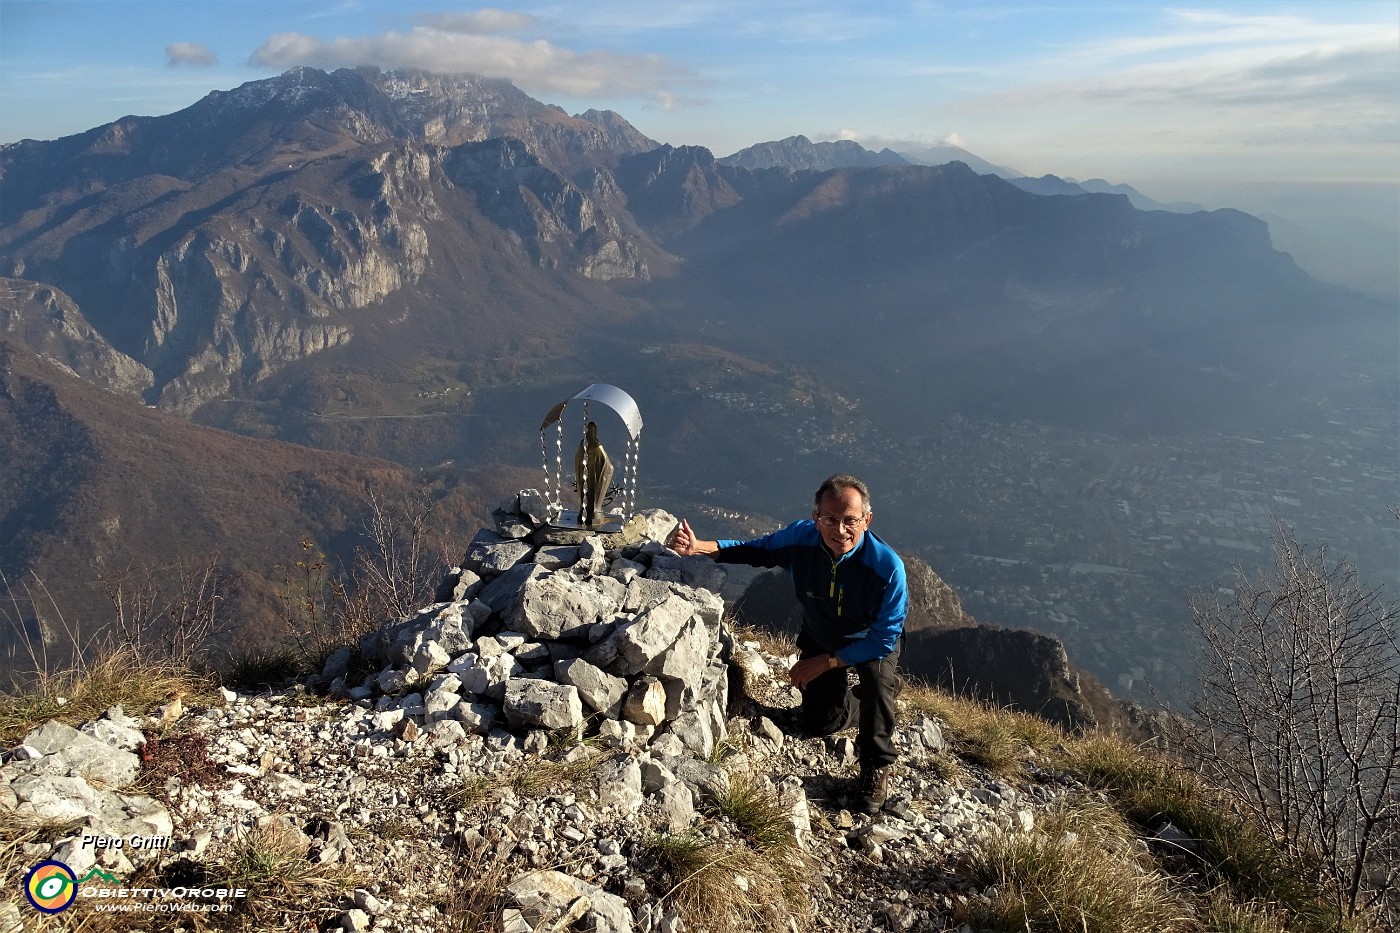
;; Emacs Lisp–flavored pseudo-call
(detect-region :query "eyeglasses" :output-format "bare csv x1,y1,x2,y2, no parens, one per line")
815,513,868,531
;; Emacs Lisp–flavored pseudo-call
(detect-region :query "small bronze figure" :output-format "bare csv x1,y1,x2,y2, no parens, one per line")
575,421,614,527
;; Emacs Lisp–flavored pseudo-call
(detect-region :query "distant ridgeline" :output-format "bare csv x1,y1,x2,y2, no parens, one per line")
1,65,1393,706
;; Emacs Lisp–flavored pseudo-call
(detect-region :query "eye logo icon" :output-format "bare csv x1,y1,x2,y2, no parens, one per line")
25,860,78,913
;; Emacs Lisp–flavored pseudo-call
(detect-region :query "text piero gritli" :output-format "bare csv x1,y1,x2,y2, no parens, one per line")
80,832,172,851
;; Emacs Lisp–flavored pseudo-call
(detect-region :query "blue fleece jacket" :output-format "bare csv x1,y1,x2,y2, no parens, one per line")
714,521,907,665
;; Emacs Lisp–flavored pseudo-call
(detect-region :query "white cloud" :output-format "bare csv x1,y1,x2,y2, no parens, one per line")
1000,40,1397,128
956,8,1399,176
1054,8,1389,66
744,8,892,44
413,10,538,35
250,26,699,103
820,130,972,153
166,42,217,67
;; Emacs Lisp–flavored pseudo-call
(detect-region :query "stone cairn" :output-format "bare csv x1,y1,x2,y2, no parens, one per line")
1,489,1068,933
341,490,731,759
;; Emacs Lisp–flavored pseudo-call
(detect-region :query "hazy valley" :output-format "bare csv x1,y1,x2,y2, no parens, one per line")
1,65,1395,701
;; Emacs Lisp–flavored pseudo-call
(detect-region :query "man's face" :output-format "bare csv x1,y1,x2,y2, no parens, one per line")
813,486,871,557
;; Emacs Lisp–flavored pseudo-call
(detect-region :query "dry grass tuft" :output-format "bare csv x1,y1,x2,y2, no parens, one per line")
1,817,81,928
902,681,1063,775
712,772,801,852
725,619,796,658
507,755,598,799
439,844,517,933
639,769,814,931
219,646,305,691
1196,893,1298,933
214,819,358,929
1058,734,1348,932
960,798,1188,933
647,831,808,933
898,683,1350,933
0,644,209,746
447,751,600,812
1064,740,1292,900
710,771,811,902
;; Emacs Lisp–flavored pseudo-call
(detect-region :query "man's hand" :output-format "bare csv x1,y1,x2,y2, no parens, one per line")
789,654,841,690
670,518,717,557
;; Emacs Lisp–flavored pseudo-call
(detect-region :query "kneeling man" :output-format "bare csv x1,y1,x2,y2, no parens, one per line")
671,473,907,814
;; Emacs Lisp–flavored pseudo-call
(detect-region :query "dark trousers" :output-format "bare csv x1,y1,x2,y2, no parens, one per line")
796,632,902,768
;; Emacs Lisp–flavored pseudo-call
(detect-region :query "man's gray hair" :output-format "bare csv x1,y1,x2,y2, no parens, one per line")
814,473,871,513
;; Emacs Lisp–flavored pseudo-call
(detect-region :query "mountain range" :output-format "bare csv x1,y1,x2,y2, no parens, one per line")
714,133,1395,299
1,66,1394,683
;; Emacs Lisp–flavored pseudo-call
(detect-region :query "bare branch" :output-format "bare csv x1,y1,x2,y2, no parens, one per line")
1181,523,1400,925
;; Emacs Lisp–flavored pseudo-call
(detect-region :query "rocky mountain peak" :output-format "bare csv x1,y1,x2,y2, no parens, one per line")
720,134,910,172
575,109,661,154
1,494,1126,931
612,144,742,238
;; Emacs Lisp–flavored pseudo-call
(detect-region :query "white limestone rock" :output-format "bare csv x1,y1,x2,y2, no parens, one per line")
593,753,644,813
80,706,146,753
463,529,534,575
534,545,580,569
608,594,694,676
652,780,696,832
506,573,625,641
459,653,523,701
16,721,139,788
503,679,584,731
412,640,451,676
505,869,633,933
517,488,552,525
554,658,627,719
666,707,715,758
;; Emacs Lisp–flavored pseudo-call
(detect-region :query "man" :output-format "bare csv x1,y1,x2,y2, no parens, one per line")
671,473,907,814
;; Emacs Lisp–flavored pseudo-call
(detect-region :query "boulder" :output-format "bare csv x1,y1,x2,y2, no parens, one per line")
593,753,644,812
608,594,694,675
505,870,633,933
15,721,139,788
503,679,584,731
463,529,534,575
555,658,628,719
505,573,622,641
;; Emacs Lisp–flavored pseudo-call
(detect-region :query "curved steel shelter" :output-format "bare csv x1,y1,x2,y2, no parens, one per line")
539,384,642,528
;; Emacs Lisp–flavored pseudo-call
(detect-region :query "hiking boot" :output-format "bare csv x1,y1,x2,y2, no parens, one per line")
857,764,891,815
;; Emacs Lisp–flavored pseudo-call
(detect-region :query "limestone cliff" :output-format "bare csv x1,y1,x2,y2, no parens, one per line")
0,68,658,412
0,279,152,397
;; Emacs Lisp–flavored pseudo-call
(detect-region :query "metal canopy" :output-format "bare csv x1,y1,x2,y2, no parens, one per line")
538,383,643,526
540,384,642,439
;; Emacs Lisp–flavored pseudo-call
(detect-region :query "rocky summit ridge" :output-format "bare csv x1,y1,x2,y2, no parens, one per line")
2,494,1130,933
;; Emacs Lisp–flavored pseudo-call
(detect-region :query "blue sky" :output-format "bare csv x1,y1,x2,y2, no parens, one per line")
1,1,1396,219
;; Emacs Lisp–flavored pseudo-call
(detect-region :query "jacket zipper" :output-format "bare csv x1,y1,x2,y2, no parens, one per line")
829,559,842,616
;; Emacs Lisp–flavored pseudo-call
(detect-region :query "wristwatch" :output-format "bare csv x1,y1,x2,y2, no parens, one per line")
827,654,841,669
